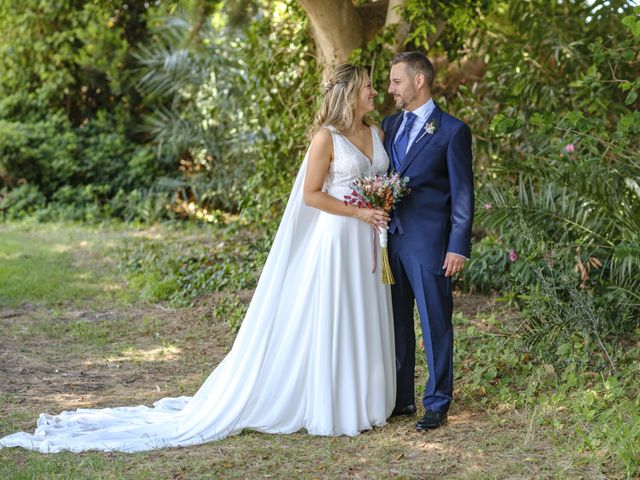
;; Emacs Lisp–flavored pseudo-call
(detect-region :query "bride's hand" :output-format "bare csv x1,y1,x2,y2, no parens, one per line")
356,208,389,229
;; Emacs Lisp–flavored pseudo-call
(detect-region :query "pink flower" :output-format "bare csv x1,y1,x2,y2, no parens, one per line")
483,203,493,210
508,249,518,263
564,143,575,153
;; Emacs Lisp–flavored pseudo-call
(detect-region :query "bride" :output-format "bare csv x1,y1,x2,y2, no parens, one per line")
0,64,396,453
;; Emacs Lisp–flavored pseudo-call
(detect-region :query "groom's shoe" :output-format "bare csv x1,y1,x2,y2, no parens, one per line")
416,410,448,430
391,404,417,417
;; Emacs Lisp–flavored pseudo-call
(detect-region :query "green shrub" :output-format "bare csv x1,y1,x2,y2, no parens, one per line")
0,1,174,222
116,222,268,307
212,293,248,334
461,233,540,294
453,311,640,478
107,188,173,223
0,183,46,220
457,5,640,356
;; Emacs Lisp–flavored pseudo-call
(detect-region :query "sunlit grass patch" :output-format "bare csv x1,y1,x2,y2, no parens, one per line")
113,344,183,364
0,223,127,307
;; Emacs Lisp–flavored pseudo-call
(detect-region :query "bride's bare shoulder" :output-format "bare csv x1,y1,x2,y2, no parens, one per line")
308,127,334,161
310,127,334,147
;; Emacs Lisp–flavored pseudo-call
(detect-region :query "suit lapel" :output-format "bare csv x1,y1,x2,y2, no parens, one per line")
385,113,404,155
398,105,443,176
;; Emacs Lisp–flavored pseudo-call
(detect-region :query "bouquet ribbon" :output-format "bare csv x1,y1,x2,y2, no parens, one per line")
371,226,378,274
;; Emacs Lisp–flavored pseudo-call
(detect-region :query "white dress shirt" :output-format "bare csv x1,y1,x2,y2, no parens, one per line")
394,98,436,153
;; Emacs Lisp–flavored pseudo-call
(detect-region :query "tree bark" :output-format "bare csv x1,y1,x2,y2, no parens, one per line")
384,0,409,54
299,0,364,78
298,1,485,109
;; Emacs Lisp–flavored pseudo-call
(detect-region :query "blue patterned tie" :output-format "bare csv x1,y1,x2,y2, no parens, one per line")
394,111,417,170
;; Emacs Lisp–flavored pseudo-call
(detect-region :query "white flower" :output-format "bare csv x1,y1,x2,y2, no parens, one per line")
424,120,438,135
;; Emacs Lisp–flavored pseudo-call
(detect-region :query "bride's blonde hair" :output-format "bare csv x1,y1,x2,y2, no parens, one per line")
309,64,371,140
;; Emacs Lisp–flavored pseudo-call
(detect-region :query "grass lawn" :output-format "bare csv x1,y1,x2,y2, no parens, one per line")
0,222,626,479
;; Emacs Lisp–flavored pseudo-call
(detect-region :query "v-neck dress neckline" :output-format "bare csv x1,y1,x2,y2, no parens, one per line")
341,127,376,166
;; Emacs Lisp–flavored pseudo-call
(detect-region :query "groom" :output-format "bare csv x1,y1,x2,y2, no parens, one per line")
382,52,474,430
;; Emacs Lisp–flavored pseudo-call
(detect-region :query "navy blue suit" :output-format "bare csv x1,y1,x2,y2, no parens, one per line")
382,102,473,413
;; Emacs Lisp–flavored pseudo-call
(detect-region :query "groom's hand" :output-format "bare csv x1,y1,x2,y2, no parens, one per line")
443,252,466,277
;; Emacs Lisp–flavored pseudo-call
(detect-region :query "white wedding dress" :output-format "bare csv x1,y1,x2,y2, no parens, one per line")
0,126,395,453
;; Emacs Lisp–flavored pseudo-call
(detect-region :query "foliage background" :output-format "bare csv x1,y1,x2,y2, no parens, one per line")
0,0,638,477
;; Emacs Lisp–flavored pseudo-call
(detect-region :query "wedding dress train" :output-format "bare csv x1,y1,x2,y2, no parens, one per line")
0,126,395,452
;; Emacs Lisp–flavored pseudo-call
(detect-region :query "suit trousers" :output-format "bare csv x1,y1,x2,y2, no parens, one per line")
389,243,454,413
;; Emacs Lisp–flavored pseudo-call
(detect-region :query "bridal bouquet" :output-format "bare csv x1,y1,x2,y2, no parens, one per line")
343,173,410,284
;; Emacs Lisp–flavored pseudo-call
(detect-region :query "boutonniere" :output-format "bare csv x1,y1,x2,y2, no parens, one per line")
415,119,439,143
424,120,439,135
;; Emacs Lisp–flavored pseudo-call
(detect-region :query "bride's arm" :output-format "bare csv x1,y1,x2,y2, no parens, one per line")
303,129,389,229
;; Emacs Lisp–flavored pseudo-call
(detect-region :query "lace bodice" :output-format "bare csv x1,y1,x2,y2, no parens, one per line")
323,126,390,199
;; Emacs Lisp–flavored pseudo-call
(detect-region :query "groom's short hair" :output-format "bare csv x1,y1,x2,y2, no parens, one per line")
391,52,434,88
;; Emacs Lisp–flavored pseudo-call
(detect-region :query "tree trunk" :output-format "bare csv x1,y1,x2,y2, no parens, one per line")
299,0,415,78
298,1,485,110
385,0,409,54
298,0,364,78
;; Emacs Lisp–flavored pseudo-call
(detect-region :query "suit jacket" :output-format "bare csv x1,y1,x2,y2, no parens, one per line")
382,103,474,275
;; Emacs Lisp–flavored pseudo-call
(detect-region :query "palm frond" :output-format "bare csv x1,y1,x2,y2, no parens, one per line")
141,106,202,160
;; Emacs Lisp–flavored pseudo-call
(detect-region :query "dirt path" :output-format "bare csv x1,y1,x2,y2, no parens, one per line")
1,299,606,479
